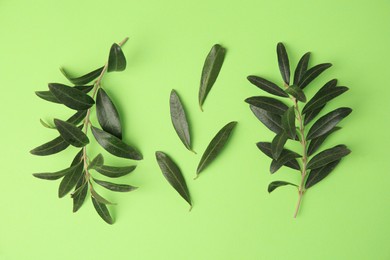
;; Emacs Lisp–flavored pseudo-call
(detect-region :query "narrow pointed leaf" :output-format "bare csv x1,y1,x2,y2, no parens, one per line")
90,188,116,205
71,150,84,166
74,85,94,93
30,136,69,156
60,66,104,85
285,85,306,102
247,76,288,97
40,119,56,129
245,96,288,115
282,106,296,139
277,42,290,85
268,181,298,193
33,165,78,180
92,197,113,224
170,90,192,151
93,178,137,192
198,44,226,110
305,160,341,189
302,86,348,114
270,149,301,174
96,88,122,139
58,162,84,198
107,43,126,72
35,91,61,103
196,121,237,176
67,110,87,125
49,83,94,110
271,132,288,160
304,105,324,125
91,126,142,160
250,105,282,134
92,165,136,178
307,107,352,140
72,180,88,212
155,151,192,207
298,63,332,89
307,127,341,156
256,142,300,170
293,52,311,85
54,119,89,147
307,145,350,170
89,154,104,170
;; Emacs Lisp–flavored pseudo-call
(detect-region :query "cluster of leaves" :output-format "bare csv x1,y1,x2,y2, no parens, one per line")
245,42,352,217
156,44,237,209
31,38,142,224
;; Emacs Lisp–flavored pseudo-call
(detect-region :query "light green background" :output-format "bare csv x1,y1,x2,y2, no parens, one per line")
0,0,389,259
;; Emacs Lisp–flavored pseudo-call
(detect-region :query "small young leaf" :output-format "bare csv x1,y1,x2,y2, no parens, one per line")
92,165,136,178
58,162,84,198
304,105,324,126
89,154,104,170
293,52,311,85
256,142,300,170
30,136,70,156
49,83,95,110
271,132,288,160
170,90,193,152
250,105,283,134
93,178,138,192
247,76,288,97
298,63,332,89
35,91,61,103
40,119,56,129
196,121,237,177
305,160,341,189
282,106,296,139
270,150,302,174
199,44,226,111
92,197,113,225
60,67,104,85
268,181,298,193
91,126,142,160
307,127,341,156
155,151,192,207
307,107,352,140
307,145,350,170
74,85,94,93
72,180,88,212
285,85,307,102
245,96,288,115
54,119,89,147
107,43,126,72
277,42,290,85
96,88,122,139
33,164,80,180
90,188,116,205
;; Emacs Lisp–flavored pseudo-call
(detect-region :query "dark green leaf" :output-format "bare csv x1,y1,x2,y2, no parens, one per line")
305,160,341,189
71,150,84,166
256,142,300,170
96,88,122,139
30,136,69,156
307,145,350,170
196,121,237,177
107,43,126,72
304,105,324,125
67,110,87,125
91,126,142,160
307,107,352,140
60,67,104,85
74,85,94,93
33,165,78,180
282,106,296,139
302,86,348,114
250,105,283,134
247,76,288,97
35,91,61,103
92,197,113,225
40,119,56,129
199,44,226,111
58,162,84,198
245,96,288,115
271,132,288,160
72,179,88,212
93,178,138,192
298,63,332,89
293,52,311,85
89,154,104,170
49,83,95,110
268,181,298,193
170,90,193,152
155,151,192,207
54,119,89,147
270,149,302,174
91,188,116,205
92,164,136,178
277,42,290,85
285,85,307,102
307,127,341,156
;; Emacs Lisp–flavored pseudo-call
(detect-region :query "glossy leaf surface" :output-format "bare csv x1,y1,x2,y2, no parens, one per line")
89,154,104,170
285,84,306,102
307,145,350,170
293,52,311,85
107,43,126,72
94,178,137,192
247,76,288,97
271,132,288,160
93,165,136,178
277,42,290,85
282,106,296,139
303,86,348,114
33,165,78,180
58,162,84,198
30,136,69,156
54,119,89,147
307,127,341,156
96,88,122,139
305,160,341,189
298,63,332,89
60,67,103,85
256,142,300,170
268,181,298,193
250,105,282,134
49,83,94,110
72,180,88,212
245,96,288,115
92,197,113,225
270,149,301,174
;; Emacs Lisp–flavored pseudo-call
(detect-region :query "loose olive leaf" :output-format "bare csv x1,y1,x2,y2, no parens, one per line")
58,162,84,198
60,66,104,85
245,96,288,115
270,149,302,174
30,136,70,156
93,178,138,192
199,44,226,111
72,180,88,212
33,164,80,180
92,197,113,225
302,87,348,114
93,165,136,178
91,126,142,160
282,106,296,139
304,105,324,125
307,107,352,140
54,119,89,147
285,85,307,102
250,105,283,134
170,90,193,152
155,151,192,207
35,91,61,104
268,181,298,193
247,76,288,97
107,43,126,72
307,127,341,156
305,159,341,189
89,154,104,170
196,121,237,177
256,142,300,170
90,188,116,205
40,119,56,129
307,145,350,170
277,42,290,85
293,52,311,85
96,88,122,139
298,63,332,89
49,83,95,110
271,132,288,160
